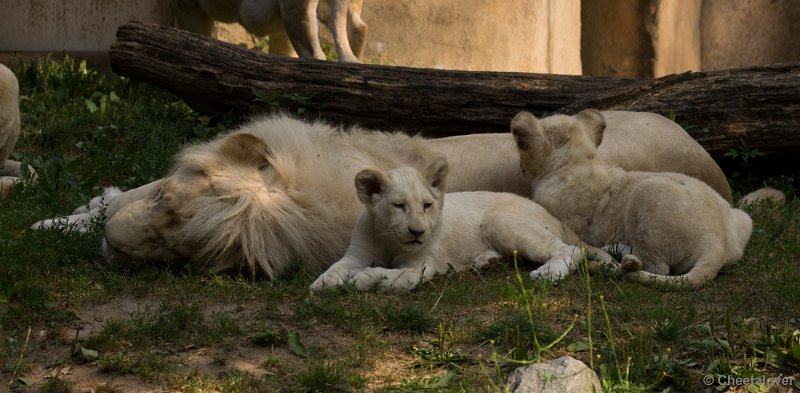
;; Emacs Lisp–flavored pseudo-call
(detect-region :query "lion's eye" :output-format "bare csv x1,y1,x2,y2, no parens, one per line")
392,203,405,210
423,202,433,211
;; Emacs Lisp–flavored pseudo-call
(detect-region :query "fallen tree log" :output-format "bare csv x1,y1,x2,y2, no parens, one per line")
110,20,800,167
561,64,800,162
109,20,640,134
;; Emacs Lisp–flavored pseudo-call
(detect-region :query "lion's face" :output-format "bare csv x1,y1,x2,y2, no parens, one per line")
103,166,215,266
356,157,448,252
104,132,275,271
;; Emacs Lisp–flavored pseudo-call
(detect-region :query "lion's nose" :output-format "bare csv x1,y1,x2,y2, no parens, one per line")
409,228,425,238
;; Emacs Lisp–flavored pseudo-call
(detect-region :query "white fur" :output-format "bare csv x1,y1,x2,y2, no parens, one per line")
1,63,36,196
37,111,737,279
310,158,617,291
511,110,753,288
31,187,122,232
99,115,526,278
175,0,367,63
740,187,786,206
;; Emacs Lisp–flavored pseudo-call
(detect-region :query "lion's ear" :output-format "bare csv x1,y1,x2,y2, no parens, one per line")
424,155,449,193
510,111,544,152
355,169,388,205
575,109,606,147
219,133,271,169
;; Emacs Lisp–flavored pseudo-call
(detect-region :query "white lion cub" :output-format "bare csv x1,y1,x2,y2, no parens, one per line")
310,155,614,291
511,109,753,288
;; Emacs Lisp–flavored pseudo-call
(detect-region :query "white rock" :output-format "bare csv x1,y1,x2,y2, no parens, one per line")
505,356,602,393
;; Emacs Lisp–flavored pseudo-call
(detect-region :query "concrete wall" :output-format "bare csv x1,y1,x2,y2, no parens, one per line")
582,0,654,77
701,0,800,71
653,0,701,77
0,0,582,74
0,1,172,52
195,0,585,74
582,0,798,78
582,0,702,78
1,0,799,76
359,0,582,74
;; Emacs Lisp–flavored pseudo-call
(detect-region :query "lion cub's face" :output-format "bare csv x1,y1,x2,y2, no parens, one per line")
510,109,607,179
355,157,449,252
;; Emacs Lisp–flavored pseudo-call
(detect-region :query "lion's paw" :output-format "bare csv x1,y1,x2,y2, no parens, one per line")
621,254,643,272
353,267,419,292
309,271,348,291
529,261,570,282
472,250,502,270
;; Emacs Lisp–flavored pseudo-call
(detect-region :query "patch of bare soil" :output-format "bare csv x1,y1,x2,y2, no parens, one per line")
6,297,261,390
7,296,160,391
6,295,427,392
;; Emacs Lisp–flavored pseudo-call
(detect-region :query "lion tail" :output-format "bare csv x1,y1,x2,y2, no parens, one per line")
626,270,717,288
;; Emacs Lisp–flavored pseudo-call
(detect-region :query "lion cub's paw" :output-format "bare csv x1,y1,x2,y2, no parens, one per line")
309,271,348,291
529,261,570,282
621,254,644,272
353,267,420,292
472,250,502,270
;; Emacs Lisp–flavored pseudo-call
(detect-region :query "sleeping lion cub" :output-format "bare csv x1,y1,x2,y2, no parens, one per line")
310,155,615,291
511,109,753,288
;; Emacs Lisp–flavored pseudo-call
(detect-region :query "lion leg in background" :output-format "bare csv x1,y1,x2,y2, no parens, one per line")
176,0,298,57
237,0,302,57
266,29,299,57
174,0,216,35
346,0,367,59
175,0,364,62
330,0,364,62
279,0,326,60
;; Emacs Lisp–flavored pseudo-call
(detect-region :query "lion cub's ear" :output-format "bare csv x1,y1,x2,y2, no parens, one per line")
219,133,271,169
510,111,545,152
575,109,606,147
355,169,388,205
423,155,449,193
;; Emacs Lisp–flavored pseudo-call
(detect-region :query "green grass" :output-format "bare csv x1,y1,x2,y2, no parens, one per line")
1,56,799,392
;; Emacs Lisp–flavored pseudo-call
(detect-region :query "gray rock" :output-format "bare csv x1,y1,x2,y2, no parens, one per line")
505,356,603,393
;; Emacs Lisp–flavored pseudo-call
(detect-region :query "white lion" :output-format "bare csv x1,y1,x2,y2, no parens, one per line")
99,115,533,278
34,112,734,279
1,63,36,197
175,0,367,62
511,110,754,287
310,156,617,291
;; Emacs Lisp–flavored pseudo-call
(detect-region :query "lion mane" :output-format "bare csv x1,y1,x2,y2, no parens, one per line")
102,115,449,278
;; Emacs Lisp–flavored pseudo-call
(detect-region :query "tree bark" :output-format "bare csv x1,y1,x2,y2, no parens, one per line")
561,64,800,162
109,20,800,166
109,20,640,135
